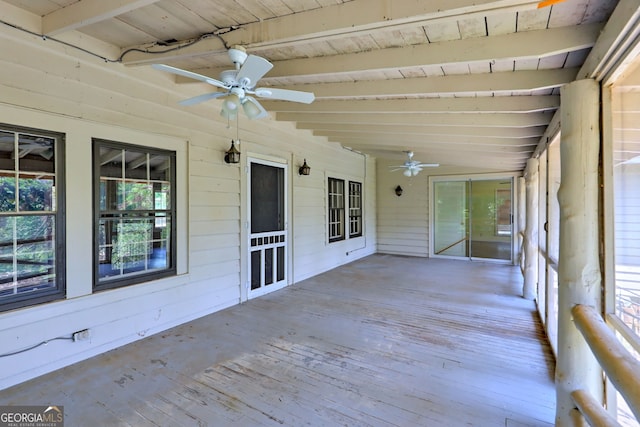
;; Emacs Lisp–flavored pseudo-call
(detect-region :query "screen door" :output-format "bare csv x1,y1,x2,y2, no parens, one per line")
248,159,288,297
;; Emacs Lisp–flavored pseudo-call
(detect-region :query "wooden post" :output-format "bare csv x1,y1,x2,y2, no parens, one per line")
523,158,539,300
555,79,603,426
517,176,526,273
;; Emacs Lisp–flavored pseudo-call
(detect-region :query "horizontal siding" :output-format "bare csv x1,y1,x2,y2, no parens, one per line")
0,14,376,390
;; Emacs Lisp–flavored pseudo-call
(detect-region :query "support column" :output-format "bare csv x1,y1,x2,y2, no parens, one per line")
555,79,603,426
523,158,539,300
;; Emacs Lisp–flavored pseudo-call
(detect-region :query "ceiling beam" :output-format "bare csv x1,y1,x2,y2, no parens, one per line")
262,96,560,113
340,142,533,158
278,112,554,127
184,24,600,80
323,134,538,150
42,0,160,36
276,68,577,99
122,0,545,65
302,124,546,138
578,0,640,81
359,147,527,168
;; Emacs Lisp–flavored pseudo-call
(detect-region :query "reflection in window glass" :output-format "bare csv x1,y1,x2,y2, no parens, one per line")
94,140,175,289
0,126,63,311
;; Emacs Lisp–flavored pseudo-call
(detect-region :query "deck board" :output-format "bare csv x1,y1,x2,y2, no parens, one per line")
0,255,556,426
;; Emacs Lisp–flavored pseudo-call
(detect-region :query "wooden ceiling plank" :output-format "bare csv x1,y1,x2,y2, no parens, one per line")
42,0,161,35
121,0,568,65
171,23,601,78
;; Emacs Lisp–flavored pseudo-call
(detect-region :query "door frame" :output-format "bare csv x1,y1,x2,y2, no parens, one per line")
242,154,290,301
429,172,520,263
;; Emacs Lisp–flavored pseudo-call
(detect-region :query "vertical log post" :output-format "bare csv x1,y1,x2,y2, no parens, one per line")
517,176,526,273
523,158,539,300
555,79,603,426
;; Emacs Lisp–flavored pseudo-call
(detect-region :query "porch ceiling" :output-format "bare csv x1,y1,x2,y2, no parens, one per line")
1,0,617,170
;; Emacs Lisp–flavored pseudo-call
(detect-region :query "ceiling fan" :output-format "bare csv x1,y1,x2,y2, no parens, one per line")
152,46,315,120
389,151,439,176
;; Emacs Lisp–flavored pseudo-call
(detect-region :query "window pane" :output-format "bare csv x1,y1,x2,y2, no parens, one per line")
19,174,54,211
99,147,123,179
98,215,170,280
124,181,153,210
349,181,363,238
328,178,345,242
0,131,15,172
0,215,56,299
125,151,147,180
94,139,175,288
18,134,54,173
0,126,63,311
0,176,16,212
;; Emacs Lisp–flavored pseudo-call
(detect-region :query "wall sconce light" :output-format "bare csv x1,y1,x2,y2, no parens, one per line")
224,140,241,164
395,185,403,196
299,159,311,175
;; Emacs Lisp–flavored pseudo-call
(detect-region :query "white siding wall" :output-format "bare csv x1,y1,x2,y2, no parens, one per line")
376,158,503,257
0,15,375,389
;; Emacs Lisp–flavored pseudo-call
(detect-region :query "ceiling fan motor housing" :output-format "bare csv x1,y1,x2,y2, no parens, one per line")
228,46,248,66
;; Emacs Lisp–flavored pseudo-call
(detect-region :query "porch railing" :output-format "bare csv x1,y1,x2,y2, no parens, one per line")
571,304,640,426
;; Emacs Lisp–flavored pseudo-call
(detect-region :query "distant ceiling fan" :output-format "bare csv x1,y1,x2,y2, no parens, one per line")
389,151,439,176
152,46,315,120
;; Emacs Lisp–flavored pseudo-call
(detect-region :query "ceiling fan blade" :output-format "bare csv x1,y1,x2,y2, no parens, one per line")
417,163,440,167
388,165,408,168
179,92,228,106
152,64,228,89
389,168,405,172
242,96,269,119
254,87,315,104
236,55,273,89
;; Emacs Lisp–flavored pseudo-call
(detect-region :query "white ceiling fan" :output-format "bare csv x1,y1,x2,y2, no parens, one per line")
389,151,439,176
152,46,315,120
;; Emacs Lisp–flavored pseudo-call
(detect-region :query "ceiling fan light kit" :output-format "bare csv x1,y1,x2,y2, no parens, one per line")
152,46,315,120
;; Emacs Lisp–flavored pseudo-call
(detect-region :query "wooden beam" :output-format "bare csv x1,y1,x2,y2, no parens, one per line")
122,0,544,65
578,0,640,81
319,132,539,147
358,147,526,169
182,24,601,80
326,136,536,153
42,0,161,35
262,96,560,113
298,123,547,138
278,112,554,127
523,158,539,300
275,68,577,99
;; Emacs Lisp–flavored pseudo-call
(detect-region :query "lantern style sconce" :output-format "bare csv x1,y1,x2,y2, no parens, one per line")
395,185,403,196
299,159,311,175
224,140,240,164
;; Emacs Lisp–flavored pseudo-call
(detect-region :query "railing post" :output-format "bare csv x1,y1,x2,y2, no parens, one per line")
523,158,539,300
556,78,603,426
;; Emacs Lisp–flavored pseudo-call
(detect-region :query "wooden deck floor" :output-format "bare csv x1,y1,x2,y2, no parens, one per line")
0,255,556,426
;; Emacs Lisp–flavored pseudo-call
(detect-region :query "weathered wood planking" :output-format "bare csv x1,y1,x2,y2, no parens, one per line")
0,255,555,426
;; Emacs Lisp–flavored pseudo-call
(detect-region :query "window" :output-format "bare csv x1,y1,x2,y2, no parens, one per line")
349,181,362,238
0,125,65,311
93,139,176,290
328,177,345,242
